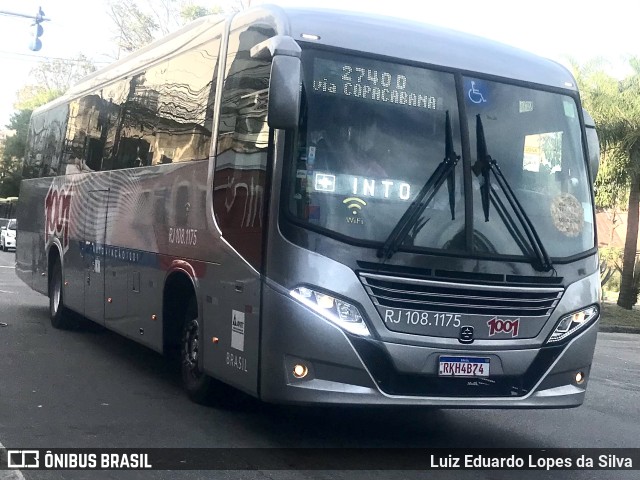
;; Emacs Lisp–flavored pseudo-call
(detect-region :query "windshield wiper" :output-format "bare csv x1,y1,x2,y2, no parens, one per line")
377,111,460,259
472,115,553,272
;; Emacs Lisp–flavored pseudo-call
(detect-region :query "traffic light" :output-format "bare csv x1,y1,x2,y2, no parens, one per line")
28,7,45,51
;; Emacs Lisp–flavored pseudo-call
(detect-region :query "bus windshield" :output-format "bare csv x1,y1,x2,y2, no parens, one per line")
285,48,594,260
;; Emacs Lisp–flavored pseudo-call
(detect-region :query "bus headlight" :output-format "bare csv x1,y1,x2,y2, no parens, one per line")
547,305,599,343
290,287,370,337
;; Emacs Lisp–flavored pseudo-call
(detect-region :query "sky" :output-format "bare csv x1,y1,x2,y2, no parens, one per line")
0,0,638,129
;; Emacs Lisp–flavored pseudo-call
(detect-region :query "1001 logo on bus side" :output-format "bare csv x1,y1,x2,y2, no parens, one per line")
45,182,73,253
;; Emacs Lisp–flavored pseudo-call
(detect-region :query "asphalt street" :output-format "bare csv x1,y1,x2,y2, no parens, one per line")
0,249,638,480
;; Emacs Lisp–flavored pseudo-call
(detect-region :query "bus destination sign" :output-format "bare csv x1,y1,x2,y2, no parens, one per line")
312,56,444,111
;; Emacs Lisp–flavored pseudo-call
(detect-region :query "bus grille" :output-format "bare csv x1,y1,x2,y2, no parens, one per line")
359,273,563,317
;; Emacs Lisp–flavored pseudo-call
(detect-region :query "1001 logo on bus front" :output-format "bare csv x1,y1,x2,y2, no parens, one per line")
487,316,520,337
45,182,73,253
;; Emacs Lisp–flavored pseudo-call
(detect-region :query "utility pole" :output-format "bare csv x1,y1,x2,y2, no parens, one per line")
0,6,50,51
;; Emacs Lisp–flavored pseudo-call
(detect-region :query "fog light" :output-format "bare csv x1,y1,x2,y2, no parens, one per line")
575,371,585,384
293,364,309,379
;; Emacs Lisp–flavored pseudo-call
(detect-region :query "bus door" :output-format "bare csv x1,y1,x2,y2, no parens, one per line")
83,188,109,324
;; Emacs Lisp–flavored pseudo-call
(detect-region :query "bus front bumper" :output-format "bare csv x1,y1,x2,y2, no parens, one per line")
259,285,598,408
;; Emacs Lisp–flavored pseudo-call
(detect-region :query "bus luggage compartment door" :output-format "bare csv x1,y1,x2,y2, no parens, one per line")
83,189,109,324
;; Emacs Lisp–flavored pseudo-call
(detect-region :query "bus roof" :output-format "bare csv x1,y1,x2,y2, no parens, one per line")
283,7,577,91
32,5,577,117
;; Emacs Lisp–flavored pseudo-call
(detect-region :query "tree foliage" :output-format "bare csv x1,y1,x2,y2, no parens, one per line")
108,0,162,54
571,58,628,209
14,86,61,111
107,0,246,55
29,54,96,95
181,3,223,22
1,110,33,197
575,58,640,308
594,149,628,210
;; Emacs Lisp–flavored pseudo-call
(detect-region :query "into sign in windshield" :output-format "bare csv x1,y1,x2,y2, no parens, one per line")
285,49,594,260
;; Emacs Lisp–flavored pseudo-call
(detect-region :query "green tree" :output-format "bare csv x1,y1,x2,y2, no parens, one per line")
180,3,223,22
14,86,61,111
577,58,640,309
1,110,33,197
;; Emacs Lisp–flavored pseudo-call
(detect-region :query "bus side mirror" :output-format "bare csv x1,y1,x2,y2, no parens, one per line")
583,109,600,181
251,35,302,131
268,56,301,130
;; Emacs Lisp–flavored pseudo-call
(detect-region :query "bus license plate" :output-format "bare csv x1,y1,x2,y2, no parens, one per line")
438,356,490,377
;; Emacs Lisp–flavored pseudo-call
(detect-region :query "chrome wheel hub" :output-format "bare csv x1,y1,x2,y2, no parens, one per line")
183,319,200,373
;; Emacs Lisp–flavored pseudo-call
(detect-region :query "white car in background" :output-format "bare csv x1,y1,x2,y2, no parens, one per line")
1,218,16,251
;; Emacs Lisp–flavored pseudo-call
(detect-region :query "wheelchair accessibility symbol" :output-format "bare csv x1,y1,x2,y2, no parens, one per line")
468,81,487,104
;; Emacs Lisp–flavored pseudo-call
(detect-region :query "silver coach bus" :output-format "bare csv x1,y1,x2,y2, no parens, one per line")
16,5,601,408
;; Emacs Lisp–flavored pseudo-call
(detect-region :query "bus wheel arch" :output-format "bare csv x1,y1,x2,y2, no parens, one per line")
162,270,214,403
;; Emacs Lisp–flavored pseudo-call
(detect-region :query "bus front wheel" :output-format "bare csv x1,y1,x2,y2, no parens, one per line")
181,299,214,403
49,259,74,329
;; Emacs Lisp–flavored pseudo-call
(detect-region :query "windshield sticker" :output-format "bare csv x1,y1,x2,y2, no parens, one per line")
312,172,411,201
343,197,367,215
313,58,443,111
314,173,336,192
523,132,563,173
563,100,576,118
519,100,534,113
467,80,487,105
343,197,367,225
550,193,584,237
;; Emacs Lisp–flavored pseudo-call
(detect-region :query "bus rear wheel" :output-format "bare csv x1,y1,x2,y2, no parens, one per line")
181,299,214,403
49,259,74,329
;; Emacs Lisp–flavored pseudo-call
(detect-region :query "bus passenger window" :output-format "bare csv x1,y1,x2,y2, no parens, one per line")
213,22,275,270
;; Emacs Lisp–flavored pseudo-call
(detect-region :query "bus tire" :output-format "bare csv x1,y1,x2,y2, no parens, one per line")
49,259,73,329
181,298,214,403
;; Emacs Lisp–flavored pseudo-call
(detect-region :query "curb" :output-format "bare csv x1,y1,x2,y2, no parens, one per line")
599,325,640,334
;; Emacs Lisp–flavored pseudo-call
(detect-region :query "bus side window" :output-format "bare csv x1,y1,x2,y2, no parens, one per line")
62,80,130,174
103,36,221,170
213,23,275,270
23,105,69,179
